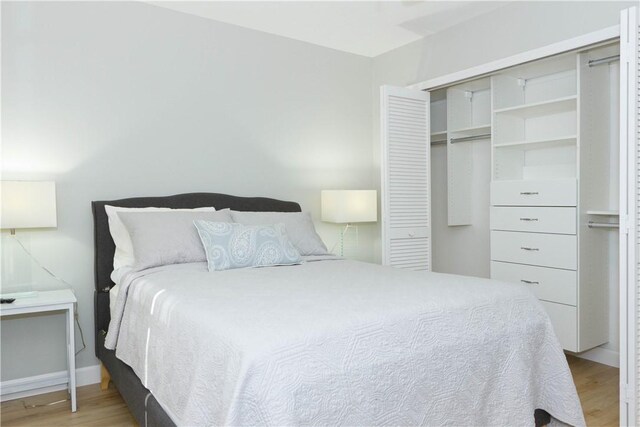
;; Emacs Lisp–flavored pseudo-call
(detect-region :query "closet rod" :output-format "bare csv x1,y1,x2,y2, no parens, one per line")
588,55,620,67
431,140,447,146
450,133,491,144
588,221,619,229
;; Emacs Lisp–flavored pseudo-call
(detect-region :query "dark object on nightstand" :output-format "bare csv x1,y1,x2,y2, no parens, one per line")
0,298,15,304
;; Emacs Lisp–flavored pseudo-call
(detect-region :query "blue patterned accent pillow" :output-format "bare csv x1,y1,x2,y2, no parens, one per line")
194,221,303,271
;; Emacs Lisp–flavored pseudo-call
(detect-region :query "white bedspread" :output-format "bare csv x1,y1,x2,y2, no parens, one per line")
106,260,585,426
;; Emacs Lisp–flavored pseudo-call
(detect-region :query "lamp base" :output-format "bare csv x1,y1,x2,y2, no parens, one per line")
338,224,359,257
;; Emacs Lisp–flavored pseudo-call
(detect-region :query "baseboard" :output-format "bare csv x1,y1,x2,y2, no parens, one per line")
570,346,620,368
0,365,101,402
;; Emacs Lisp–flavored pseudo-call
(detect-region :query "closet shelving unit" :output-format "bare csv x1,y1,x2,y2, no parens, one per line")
489,46,618,352
492,55,578,183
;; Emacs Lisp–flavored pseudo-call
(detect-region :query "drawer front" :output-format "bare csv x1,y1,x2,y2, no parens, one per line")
491,179,577,206
490,231,577,270
540,301,577,352
490,207,576,234
491,261,576,305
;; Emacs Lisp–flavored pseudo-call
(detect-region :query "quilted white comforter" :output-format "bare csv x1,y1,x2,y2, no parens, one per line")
106,259,585,426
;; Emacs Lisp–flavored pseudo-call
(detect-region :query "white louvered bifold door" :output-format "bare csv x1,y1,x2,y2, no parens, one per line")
619,6,639,426
380,86,431,271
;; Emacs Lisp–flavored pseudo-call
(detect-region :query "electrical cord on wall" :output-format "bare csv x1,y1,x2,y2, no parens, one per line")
8,235,87,356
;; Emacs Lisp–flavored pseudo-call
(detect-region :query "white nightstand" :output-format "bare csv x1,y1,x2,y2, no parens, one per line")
0,289,78,412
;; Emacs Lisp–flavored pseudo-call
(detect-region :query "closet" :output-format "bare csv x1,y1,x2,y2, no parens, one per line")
381,42,620,353
490,46,619,352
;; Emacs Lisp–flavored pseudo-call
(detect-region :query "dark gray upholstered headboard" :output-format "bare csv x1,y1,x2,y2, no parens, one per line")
91,192,301,352
92,192,301,291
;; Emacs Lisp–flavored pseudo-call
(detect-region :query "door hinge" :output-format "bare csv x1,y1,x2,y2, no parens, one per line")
619,215,630,234
621,384,632,403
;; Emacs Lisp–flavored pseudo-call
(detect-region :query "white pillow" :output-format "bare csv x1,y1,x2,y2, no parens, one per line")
105,205,216,270
119,210,233,270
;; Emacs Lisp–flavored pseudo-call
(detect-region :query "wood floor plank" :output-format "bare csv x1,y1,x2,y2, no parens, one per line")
0,384,137,427
566,355,619,426
0,356,618,426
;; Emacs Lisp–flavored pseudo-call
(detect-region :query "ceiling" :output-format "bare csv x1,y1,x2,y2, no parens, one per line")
148,1,510,57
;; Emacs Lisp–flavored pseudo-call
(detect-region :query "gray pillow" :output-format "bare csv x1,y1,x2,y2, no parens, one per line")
230,211,328,256
119,209,233,270
194,221,302,271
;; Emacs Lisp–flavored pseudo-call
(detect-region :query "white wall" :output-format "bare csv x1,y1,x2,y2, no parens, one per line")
1,1,373,381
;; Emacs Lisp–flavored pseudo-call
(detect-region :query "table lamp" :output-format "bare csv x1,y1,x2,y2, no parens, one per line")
1,181,57,297
321,190,377,256
1,180,57,234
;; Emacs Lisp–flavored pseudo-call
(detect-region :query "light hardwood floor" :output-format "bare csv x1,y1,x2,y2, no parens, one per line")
566,355,620,426
0,356,619,426
1,384,136,427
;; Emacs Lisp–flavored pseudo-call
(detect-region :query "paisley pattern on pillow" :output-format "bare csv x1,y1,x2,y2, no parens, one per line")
194,221,302,271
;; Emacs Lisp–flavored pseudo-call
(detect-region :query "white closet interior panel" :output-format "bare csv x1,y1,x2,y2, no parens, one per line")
380,86,431,271
430,90,447,143
578,43,620,353
431,140,491,278
447,78,491,226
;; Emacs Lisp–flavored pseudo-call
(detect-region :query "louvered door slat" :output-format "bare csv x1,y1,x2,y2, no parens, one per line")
381,86,431,271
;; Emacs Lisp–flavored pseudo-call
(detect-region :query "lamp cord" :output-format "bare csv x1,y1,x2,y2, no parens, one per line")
8,235,87,356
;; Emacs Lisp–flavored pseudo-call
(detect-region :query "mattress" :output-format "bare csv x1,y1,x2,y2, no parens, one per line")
106,259,585,426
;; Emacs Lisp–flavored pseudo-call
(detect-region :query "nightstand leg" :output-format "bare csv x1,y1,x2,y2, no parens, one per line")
67,306,77,412
100,363,111,391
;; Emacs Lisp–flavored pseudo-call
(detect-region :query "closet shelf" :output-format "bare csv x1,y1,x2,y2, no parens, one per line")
448,124,491,135
493,135,577,149
493,95,577,118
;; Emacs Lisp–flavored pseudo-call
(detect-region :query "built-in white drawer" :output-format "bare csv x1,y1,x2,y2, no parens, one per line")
540,300,578,352
491,179,577,206
491,261,577,305
490,231,577,270
490,207,576,234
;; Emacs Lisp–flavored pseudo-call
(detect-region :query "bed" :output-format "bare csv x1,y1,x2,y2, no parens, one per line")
92,192,584,427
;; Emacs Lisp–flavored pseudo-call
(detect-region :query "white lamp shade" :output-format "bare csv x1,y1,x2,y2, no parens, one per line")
1,181,57,229
321,190,377,224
